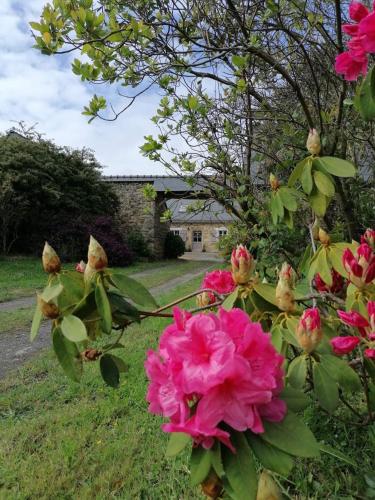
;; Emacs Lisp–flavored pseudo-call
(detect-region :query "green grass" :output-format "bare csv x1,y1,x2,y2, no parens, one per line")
0,307,35,335
1,273,372,499
0,256,213,303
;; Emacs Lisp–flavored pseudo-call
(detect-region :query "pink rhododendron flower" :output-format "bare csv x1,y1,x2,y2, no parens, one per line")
364,348,375,359
201,270,236,304
342,244,375,288
331,336,360,355
338,301,375,338
361,228,375,249
231,244,255,285
349,1,369,22
335,51,368,81
75,260,86,273
359,11,375,52
296,308,322,353
314,269,344,294
145,307,286,451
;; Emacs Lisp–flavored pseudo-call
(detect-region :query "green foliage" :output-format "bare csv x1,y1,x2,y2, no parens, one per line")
164,231,185,259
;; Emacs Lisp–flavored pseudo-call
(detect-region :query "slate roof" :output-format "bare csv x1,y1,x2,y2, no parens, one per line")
168,198,235,224
103,175,207,193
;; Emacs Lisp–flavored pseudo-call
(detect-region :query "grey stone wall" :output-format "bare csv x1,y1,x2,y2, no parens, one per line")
110,182,170,259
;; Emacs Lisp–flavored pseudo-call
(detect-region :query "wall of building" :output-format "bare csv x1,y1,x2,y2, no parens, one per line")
170,222,229,253
110,182,170,259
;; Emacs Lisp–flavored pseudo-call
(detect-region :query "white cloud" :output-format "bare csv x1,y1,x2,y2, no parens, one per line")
0,0,167,175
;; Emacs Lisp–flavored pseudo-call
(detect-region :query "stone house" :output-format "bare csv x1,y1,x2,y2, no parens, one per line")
104,175,234,257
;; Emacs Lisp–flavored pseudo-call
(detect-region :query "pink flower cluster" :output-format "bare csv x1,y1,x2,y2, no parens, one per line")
201,270,236,304
343,243,375,288
331,301,375,358
335,1,375,80
145,307,286,451
314,269,345,294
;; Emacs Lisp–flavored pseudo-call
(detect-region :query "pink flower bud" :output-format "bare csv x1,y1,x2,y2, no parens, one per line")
361,228,375,250
314,269,344,294
296,308,322,353
342,244,375,288
368,301,375,334
196,291,214,308
364,348,375,359
337,309,369,329
306,128,321,156
76,260,86,273
42,242,61,274
276,263,296,312
269,173,280,191
231,245,255,285
349,1,369,22
88,236,108,271
331,336,360,355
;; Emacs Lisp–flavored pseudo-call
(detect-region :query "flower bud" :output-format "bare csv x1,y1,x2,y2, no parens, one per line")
275,263,296,312
84,262,97,284
343,244,375,288
330,336,360,356
361,228,375,250
365,348,375,359
37,295,59,319
87,236,108,270
256,471,282,500
196,291,214,308
306,128,321,156
201,471,223,499
42,242,61,274
311,219,320,241
81,348,102,361
314,269,344,294
296,308,322,353
318,228,331,245
231,245,255,285
269,173,280,191
76,260,86,273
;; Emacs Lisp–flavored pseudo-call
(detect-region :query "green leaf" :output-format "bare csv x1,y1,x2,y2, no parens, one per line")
319,443,357,467
274,192,284,218
313,170,335,198
280,386,310,412
52,327,82,382
109,354,128,373
209,442,224,478
328,245,347,277
316,247,333,286
270,325,283,353
288,157,308,187
232,54,247,68
222,431,257,500
30,304,43,341
221,288,239,310
287,356,307,389
165,432,191,457
320,354,361,392
251,290,278,313
61,314,88,342
110,273,158,308
187,95,198,110
253,283,278,306
41,283,64,303
262,411,320,458
95,281,112,334
313,362,339,413
100,353,120,388
315,157,356,178
278,187,297,212
300,159,313,194
190,447,212,486
309,189,327,216
107,291,140,322
247,433,294,476
354,66,375,121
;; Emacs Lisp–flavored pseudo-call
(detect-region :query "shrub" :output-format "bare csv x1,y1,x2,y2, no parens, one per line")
164,231,185,259
127,229,151,260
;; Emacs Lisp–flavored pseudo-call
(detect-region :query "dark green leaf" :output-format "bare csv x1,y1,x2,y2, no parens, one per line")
313,170,335,198
253,283,278,306
222,431,257,500
209,442,224,478
52,327,82,382
319,443,357,467
313,362,339,413
110,273,158,308
309,189,327,216
61,314,88,342
287,356,307,389
109,354,128,373
300,160,313,194
315,157,356,178
190,446,212,486
354,67,375,121
288,157,308,187
262,411,320,458
166,432,191,457
100,353,120,388
320,354,361,392
280,386,310,412
247,433,294,476
108,290,141,322
95,281,113,334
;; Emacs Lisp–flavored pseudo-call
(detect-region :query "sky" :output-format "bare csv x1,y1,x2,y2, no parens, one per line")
0,0,166,175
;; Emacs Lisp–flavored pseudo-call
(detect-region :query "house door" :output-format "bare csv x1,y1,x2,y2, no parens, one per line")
192,230,203,251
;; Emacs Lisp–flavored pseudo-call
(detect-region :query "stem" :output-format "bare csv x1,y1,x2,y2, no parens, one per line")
308,222,317,307
338,389,362,418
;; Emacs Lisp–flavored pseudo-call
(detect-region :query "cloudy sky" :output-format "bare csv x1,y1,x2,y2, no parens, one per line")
0,0,166,175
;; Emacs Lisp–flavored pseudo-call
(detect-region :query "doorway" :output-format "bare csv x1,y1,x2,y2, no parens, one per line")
192,230,203,251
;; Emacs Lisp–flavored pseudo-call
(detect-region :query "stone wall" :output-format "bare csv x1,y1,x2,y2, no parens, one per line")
170,222,230,253
110,182,170,259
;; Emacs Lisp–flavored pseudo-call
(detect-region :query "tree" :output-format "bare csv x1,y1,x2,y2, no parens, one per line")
0,129,118,255
31,0,375,238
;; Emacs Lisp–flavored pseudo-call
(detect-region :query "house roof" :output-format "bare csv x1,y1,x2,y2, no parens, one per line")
103,175,206,193
168,198,235,224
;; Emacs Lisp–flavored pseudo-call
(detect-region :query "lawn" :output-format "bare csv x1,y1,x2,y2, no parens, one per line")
0,256,213,303
0,275,374,499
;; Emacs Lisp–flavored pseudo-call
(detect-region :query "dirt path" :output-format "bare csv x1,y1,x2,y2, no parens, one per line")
0,263,214,378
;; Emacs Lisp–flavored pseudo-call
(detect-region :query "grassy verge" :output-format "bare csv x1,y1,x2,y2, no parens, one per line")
0,307,35,335
0,256,214,303
1,273,372,499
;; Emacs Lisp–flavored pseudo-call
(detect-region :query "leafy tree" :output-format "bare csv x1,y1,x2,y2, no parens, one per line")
32,0,374,239
0,130,118,255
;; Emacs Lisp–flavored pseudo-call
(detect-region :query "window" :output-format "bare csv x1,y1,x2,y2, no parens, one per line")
171,229,180,236
218,229,227,237
178,205,187,213
193,231,202,242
